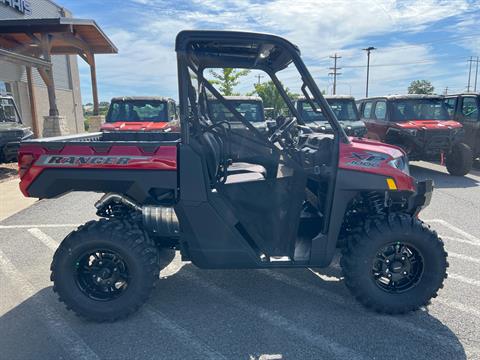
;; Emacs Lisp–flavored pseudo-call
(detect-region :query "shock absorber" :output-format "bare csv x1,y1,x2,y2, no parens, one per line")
365,192,385,215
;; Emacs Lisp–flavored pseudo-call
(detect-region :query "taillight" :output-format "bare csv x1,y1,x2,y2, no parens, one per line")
18,154,35,178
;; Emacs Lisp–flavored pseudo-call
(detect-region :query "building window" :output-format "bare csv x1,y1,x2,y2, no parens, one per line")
0,81,12,94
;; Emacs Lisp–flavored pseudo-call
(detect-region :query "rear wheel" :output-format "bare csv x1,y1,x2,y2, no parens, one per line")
446,143,473,176
341,214,448,314
51,219,162,322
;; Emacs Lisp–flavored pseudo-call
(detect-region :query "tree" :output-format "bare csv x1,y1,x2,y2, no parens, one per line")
408,80,434,95
249,80,298,117
209,68,250,96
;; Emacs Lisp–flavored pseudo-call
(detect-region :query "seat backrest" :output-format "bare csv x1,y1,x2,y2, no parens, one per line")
198,131,223,183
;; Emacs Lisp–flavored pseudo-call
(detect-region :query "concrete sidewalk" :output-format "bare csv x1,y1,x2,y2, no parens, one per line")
0,178,37,221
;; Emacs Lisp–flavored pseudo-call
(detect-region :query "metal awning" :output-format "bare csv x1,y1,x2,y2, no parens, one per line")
0,18,117,54
0,17,117,130
0,48,51,68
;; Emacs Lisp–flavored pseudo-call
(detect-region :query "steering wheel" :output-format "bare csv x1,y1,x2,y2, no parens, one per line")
268,118,297,144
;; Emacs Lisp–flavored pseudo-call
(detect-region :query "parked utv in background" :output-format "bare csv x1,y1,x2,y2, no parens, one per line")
208,96,274,172
444,93,480,162
101,97,178,132
357,95,472,176
18,30,447,322
296,95,367,137
208,96,269,133
0,94,33,163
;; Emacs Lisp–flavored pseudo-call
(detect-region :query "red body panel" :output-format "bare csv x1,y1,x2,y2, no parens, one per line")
366,119,463,141
18,144,177,196
394,120,462,130
101,121,170,131
339,137,414,191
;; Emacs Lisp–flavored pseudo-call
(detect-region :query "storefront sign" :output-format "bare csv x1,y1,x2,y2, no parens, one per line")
0,0,31,15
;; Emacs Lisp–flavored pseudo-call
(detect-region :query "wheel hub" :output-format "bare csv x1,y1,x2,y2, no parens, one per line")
372,242,424,293
75,250,129,301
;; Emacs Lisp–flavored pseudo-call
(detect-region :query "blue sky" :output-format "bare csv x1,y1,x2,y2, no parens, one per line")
61,0,480,103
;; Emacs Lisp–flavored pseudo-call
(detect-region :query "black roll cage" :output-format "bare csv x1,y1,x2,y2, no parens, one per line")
175,30,349,150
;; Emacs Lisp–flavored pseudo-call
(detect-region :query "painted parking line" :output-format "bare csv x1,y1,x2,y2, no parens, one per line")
28,228,59,251
18,227,366,360
442,236,480,248
448,251,480,265
448,273,480,287
435,298,480,318
0,249,99,360
181,270,368,360
145,306,228,360
425,219,480,244
264,270,467,354
0,224,81,229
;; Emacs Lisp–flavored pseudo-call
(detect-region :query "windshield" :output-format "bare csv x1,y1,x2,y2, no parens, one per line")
106,100,168,123
209,100,264,123
391,99,450,121
0,98,20,123
298,99,358,123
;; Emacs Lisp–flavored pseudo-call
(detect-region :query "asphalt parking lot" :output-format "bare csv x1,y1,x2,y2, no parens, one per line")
0,161,479,360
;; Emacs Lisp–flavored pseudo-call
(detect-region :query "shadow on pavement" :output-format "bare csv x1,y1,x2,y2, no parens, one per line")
410,164,479,189
0,262,466,359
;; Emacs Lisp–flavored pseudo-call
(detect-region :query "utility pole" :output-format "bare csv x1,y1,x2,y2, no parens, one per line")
467,56,474,92
328,53,341,95
255,74,264,85
363,46,376,97
475,56,479,92
444,86,448,95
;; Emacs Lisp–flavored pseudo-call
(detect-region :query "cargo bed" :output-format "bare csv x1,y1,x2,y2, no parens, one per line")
18,131,180,202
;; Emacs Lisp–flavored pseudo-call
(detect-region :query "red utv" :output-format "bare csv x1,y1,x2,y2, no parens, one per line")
18,31,447,322
357,95,472,175
101,96,178,132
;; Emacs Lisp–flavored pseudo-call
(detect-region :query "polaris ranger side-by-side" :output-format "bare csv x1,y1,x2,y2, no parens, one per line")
296,95,367,137
101,97,178,132
357,95,472,176
444,93,480,162
18,31,447,322
0,94,34,162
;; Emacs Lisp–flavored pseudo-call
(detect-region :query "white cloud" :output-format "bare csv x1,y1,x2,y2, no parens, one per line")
80,0,478,102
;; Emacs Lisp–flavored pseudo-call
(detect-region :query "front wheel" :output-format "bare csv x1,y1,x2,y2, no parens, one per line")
446,143,473,176
51,219,162,322
341,214,448,314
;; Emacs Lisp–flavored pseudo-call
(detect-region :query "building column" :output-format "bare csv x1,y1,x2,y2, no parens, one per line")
38,34,68,137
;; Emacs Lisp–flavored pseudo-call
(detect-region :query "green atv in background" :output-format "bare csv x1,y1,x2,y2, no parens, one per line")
0,94,34,163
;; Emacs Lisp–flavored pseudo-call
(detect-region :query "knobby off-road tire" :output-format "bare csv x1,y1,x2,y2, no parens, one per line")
51,218,162,322
341,214,448,314
446,143,473,176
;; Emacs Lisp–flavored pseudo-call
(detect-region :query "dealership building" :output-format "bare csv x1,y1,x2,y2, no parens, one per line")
0,0,116,136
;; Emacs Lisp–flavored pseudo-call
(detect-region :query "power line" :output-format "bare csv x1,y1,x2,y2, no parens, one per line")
328,53,341,95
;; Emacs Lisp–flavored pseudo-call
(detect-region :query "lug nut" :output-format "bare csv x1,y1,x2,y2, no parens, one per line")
401,257,405,261
388,274,392,278
403,271,407,275
386,260,390,264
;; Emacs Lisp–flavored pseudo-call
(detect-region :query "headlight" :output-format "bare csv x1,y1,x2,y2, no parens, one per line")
388,156,410,175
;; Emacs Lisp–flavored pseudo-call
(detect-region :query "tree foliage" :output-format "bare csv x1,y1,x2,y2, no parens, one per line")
408,80,434,95
209,68,251,96
249,80,298,117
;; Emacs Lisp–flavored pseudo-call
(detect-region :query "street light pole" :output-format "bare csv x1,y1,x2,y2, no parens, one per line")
363,46,376,97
